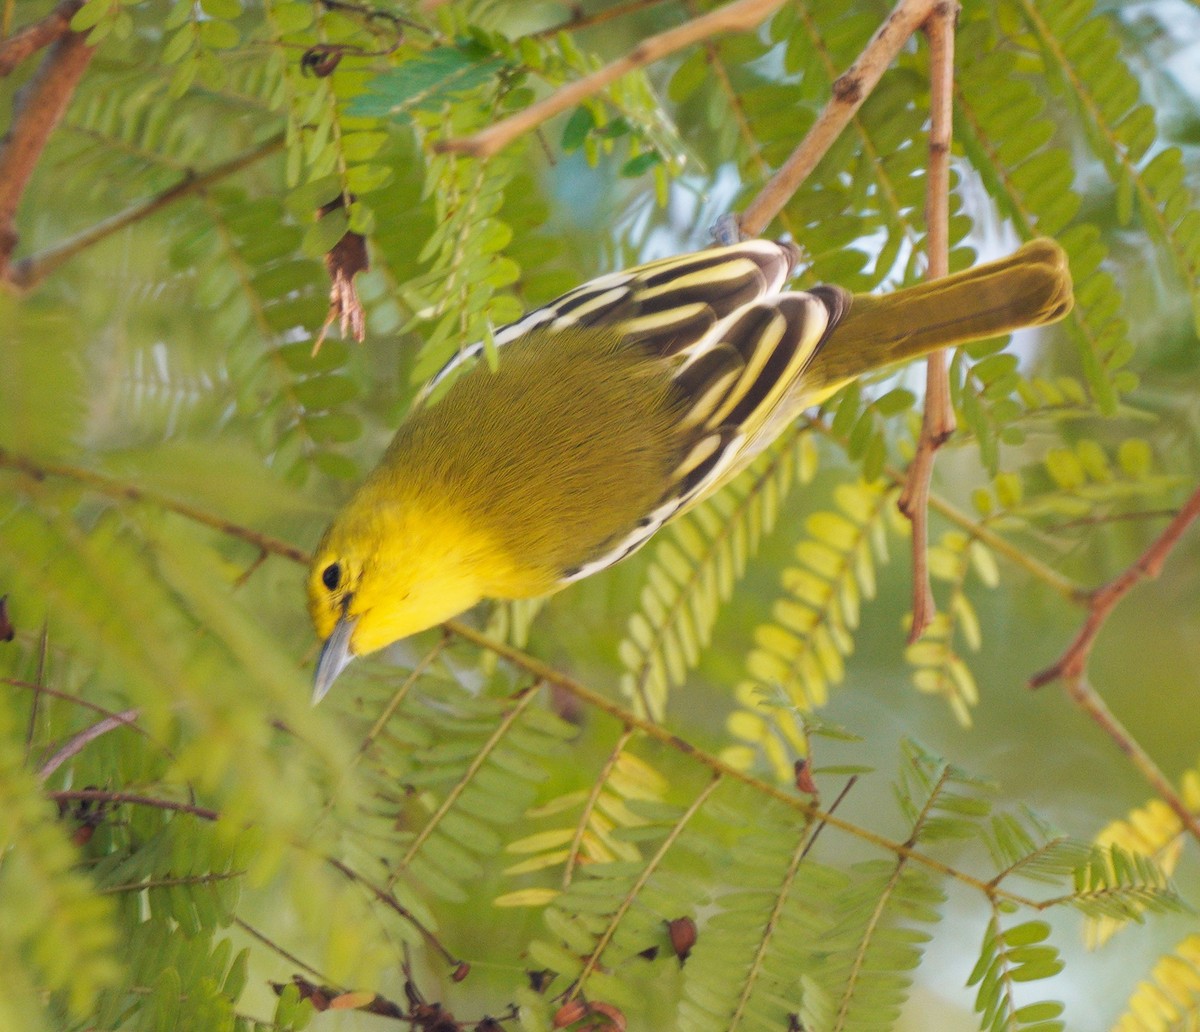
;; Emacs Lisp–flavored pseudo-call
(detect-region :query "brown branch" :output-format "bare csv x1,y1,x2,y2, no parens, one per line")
0,0,83,77
235,918,333,983
326,857,462,968
1030,481,1200,690
23,621,47,759
435,0,785,159
0,447,308,564
686,0,798,243
443,618,1042,908
38,708,140,781
48,788,219,821
532,0,678,40
0,438,1048,903
0,15,93,279
738,0,940,237
898,1,958,642
1029,482,1200,842
6,132,285,290
4,675,161,727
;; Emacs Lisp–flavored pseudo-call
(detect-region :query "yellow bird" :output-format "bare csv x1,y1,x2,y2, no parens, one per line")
308,238,1072,701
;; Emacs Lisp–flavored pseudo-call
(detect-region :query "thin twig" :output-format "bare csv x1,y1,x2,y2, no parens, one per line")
6,132,285,289
38,708,140,781
803,415,1089,602
1030,482,1200,689
3,675,160,726
532,0,678,40
686,0,798,242
23,621,47,759
1028,482,1200,842
1,435,1046,904
898,1,958,642
236,918,334,983
1061,675,1200,843
435,0,784,159
327,857,462,967
0,447,307,564
48,788,219,820
738,0,940,237
0,16,93,277
443,619,1041,908
0,0,82,77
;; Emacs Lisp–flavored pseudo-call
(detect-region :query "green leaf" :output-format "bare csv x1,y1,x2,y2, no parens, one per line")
348,46,508,120
561,106,595,152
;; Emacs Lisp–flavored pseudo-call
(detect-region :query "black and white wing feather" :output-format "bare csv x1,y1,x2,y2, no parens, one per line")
415,240,849,582
417,240,802,404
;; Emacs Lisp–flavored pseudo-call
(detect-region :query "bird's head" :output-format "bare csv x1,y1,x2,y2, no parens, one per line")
306,500,496,703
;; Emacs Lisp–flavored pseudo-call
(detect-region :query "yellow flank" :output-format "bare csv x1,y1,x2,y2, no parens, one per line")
308,237,1074,702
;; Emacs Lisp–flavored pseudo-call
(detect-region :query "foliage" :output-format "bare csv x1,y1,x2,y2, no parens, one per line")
2,0,1199,1030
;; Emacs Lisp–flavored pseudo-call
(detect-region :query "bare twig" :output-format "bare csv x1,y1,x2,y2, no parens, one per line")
686,0,798,242
4,675,161,727
1031,482,1200,690
6,132,285,290
532,0,677,40
0,447,307,564
48,788,219,821
326,857,462,967
0,17,93,278
436,0,784,159
898,1,958,642
38,708,140,781
23,621,47,759
443,618,1041,907
738,0,940,237
1028,482,1200,842
236,918,333,983
0,0,83,77
0,435,1051,903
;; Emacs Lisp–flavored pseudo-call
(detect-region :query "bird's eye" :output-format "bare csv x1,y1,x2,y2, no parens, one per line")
322,562,341,591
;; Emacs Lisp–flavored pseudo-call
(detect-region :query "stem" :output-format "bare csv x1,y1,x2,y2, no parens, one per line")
7,132,285,289
0,447,307,564
738,0,940,237
1029,481,1200,841
0,0,83,77
898,2,958,642
49,788,219,821
0,16,93,276
436,0,784,159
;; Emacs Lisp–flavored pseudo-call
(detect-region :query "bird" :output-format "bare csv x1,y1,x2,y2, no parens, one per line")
307,236,1073,702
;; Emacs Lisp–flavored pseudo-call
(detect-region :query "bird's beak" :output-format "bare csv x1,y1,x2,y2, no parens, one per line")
312,615,357,704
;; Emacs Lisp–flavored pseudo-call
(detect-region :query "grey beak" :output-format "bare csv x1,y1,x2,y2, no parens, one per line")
312,615,357,704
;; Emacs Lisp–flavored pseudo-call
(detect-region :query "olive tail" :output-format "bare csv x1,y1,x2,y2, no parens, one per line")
805,237,1074,396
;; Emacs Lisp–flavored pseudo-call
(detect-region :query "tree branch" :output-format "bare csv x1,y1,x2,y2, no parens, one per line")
443,618,1041,908
1028,482,1200,843
435,0,784,159
6,132,285,290
738,0,940,237
898,1,958,642
0,447,308,564
38,708,140,782
1030,481,1200,690
532,0,677,40
48,788,219,821
0,15,93,279
0,0,83,77
326,857,463,969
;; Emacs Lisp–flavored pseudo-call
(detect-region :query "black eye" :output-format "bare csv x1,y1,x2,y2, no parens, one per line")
322,563,341,591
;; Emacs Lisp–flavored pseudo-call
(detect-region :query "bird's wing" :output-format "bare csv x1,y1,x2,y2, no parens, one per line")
560,286,850,584
416,240,799,406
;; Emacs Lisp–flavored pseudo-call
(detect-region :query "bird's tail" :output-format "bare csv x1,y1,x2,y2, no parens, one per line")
804,237,1074,397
